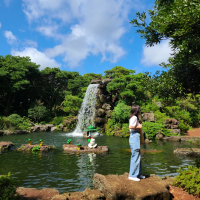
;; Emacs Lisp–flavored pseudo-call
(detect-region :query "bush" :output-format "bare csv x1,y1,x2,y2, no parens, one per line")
28,105,47,123
178,122,190,133
142,121,174,139
5,114,32,131
52,116,65,126
0,172,19,200
141,102,160,113
111,101,131,124
173,165,200,197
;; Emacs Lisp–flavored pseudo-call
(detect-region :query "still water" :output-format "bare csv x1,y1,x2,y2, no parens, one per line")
0,132,198,193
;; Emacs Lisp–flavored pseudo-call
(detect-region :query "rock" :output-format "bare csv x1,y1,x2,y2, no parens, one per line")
98,83,106,89
145,139,152,143
82,188,105,200
31,125,50,132
155,102,162,108
94,117,107,124
95,108,105,117
93,172,172,200
102,78,112,85
99,94,111,103
102,103,112,111
156,131,163,140
18,144,54,151
63,191,85,200
59,124,64,131
0,130,11,136
174,148,200,157
51,127,57,132
51,195,67,200
170,129,181,135
63,144,109,154
12,130,29,135
163,136,181,141
142,113,155,122
16,187,59,200
91,79,102,84
105,110,112,118
0,141,14,150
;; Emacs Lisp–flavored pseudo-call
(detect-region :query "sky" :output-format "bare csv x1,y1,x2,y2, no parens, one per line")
0,0,172,76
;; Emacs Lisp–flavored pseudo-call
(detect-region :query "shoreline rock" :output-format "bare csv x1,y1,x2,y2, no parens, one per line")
63,144,109,154
15,173,175,200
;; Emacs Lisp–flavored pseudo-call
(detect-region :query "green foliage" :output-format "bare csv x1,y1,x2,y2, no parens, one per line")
52,116,65,126
141,102,160,113
6,114,32,131
154,110,170,124
28,101,47,123
0,172,19,200
106,67,148,105
130,0,200,94
111,101,131,124
105,101,130,137
32,146,40,151
164,106,191,125
178,122,190,133
142,121,174,139
173,165,200,197
63,95,82,116
104,66,135,78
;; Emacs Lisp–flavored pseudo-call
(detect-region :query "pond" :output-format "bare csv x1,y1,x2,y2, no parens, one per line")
0,131,198,194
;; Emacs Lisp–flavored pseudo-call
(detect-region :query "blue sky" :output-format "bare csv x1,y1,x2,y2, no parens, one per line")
0,0,172,76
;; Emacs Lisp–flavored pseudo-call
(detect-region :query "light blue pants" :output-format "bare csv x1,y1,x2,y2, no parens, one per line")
129,132,141,178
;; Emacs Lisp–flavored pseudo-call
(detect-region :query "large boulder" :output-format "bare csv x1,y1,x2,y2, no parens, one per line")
94,117,107,124
142,112,155,122
95,108,105,117
16,187,59,200
98,94,111,103
0,130,11,136
0,141,14,150
174,148,200,157
93,173,172,200
30,125,53,132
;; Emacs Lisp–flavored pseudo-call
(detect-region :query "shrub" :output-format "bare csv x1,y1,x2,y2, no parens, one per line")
0,172,19,200
28,105,47,123
111,101,131,124
6,114,31,131
52,116,65,126
141,102,160,113
178,122,190,133
142,121,174,139
173,165,200,197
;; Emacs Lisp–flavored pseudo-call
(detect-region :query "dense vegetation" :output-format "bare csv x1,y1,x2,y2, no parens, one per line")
0,173,19,200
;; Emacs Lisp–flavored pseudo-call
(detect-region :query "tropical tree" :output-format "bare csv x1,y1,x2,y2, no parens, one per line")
0,55,40,116
63,95,83,116
130,0,200,94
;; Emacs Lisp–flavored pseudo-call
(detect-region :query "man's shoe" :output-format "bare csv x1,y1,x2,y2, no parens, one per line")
128,177,140,181
138,175,145,179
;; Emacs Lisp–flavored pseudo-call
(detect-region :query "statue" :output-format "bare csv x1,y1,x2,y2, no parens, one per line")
88,138,97,149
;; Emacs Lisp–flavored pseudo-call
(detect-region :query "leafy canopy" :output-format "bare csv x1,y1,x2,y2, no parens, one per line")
130,0,200,94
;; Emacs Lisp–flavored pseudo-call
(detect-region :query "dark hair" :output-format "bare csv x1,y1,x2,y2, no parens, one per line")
129,104,141,119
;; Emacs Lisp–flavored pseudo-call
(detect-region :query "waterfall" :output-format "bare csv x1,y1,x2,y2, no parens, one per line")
72,84,99,135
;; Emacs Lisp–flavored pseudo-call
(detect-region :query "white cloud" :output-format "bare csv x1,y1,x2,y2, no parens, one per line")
11,47,61,70
22,0,135,68
4,31,17,45
24,39,38,48
0,22,2,29
141,40,173,66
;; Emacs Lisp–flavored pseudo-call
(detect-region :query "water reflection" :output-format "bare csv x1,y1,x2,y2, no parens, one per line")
0,132,199,193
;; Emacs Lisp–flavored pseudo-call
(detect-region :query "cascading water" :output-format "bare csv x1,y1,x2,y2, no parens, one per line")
70,84,99,136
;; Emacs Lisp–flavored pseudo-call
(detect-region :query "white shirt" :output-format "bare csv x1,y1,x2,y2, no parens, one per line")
129,116,140,132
